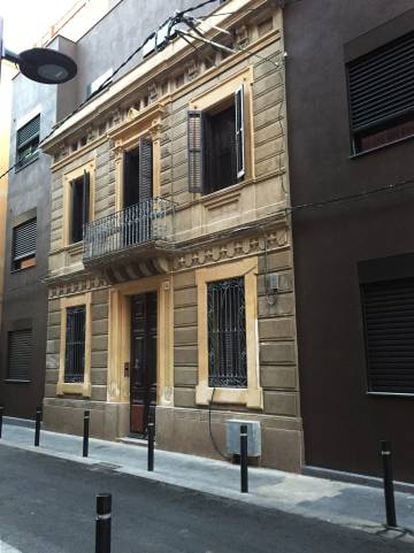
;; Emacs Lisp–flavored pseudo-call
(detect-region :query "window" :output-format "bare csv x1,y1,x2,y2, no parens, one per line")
361,277,414,394
58,294,91,396
188,85,245,194
123,137,153,208
69,171,90,243
195,258,262,408
347,31,414,154
64,306,86,383
12,217,36,271
16,115,40,170
7,329,32,381
208,277,247,387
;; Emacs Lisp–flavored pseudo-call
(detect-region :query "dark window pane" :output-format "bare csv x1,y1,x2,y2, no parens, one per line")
65,306,86,383
204,103,237,193
208,277,247,388
71,173,90,243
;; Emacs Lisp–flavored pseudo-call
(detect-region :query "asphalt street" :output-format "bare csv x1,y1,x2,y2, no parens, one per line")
0,445,412,553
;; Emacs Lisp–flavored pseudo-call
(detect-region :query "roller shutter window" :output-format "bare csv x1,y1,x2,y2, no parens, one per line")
16,115,40,170
12,217,36,271
7,329,32,381
347,31,414,153
361,277,414,394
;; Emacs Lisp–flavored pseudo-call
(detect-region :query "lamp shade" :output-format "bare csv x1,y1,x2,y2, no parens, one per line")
18,48,77,84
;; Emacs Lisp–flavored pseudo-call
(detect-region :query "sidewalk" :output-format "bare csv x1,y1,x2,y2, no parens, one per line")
1,418,414,541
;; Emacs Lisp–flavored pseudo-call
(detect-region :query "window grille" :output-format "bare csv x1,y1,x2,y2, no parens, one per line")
65,306,86,383
207,277,247,387
16,115,40,169
12,217,36,271
361,277,414,394
8,329,32,380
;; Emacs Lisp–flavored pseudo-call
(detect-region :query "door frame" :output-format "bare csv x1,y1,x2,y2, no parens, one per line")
107,275,174,419
130,291,158,434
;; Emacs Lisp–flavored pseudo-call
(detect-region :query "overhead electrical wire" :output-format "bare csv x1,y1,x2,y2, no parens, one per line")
2,0,414,217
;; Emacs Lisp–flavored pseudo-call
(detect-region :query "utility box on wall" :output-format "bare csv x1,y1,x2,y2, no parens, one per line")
226,419,261,457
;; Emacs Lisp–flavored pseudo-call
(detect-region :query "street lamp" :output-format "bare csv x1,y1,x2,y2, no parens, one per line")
0,16,77,84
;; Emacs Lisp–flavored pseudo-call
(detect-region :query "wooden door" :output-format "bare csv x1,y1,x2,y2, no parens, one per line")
130,292,157,434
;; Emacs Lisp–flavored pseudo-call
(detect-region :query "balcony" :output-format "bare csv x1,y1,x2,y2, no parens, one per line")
83,198,174,280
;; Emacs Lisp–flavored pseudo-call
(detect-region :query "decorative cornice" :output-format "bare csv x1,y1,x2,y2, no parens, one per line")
48,275,109,300
173,226,289,272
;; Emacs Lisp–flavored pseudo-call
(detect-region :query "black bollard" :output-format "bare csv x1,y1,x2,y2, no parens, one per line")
380,440,397,528
147,422,155,472
83,410,90,458
240,424,248,493
0,406,3,439
34,407,42,447
95,493,112,553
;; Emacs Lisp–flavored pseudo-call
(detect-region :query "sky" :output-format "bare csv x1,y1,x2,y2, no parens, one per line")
1,0,77,52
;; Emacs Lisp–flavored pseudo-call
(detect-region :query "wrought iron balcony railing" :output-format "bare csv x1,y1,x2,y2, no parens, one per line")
83,198,174,262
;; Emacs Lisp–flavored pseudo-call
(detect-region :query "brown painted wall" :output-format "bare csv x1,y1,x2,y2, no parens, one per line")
285,0,414,481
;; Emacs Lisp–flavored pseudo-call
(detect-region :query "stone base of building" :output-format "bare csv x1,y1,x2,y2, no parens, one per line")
156,406,304,472
43,399,304,472
43,398,130,440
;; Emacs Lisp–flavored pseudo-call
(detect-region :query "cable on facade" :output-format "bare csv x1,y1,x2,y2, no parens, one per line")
208,387,229,460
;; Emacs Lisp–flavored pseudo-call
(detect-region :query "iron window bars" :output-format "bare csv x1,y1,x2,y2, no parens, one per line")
207,277,247,388
65,306,86,383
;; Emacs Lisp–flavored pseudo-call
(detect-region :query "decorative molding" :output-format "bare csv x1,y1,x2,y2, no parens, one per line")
48,276,108,300
173,227,289,272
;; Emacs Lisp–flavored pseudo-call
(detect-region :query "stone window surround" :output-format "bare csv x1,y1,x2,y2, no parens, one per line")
195,256,263,408
109,105,163,212
57,293,92,397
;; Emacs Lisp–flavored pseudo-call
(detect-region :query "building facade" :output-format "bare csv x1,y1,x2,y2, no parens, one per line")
42,0,303,471
0,34,77,419
285,1,414,481
0,0,204,421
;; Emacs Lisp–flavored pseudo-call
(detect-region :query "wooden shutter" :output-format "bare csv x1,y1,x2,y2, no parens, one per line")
362,277,414,394
8,329,32,380
188,110,204,193
13,218,36,262
82,171,90,230
139,137,153,201
348,31,414,133
235,85,245,179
